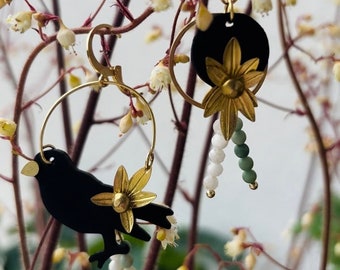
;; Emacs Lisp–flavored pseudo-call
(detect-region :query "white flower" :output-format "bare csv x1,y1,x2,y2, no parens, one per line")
149,62,171,92
252,0,273,14
224,228,247,258
149,0,172,12
108,254,134,270
57,20,76,50
6,11,34,33
333,62,340,81
0,118,17,138
224,238,245,258
134,99,151,124
156,215,179,249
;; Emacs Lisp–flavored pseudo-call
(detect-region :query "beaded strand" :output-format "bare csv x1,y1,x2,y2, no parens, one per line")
232,118,258,190
204,117,258,198
203,119,228,198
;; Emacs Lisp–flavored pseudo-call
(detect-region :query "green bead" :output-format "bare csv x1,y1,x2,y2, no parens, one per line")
242,170,257,183
234,144,249,158
231,130,247,145
235,117,243,131
239,157,254,171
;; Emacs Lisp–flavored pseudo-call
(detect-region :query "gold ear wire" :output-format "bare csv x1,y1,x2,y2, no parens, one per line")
168,20,204,109
39,24,156,169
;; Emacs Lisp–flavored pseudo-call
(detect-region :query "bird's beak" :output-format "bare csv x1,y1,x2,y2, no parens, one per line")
21,161,39,177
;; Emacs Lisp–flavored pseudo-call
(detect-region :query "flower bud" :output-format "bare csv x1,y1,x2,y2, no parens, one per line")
333,62,340,81
244,252,257,270
52,247,67,264
0,118,17,138
119,112,133,134
196,2,213,31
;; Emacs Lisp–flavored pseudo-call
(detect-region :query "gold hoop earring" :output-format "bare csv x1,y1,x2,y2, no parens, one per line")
21,24,174,268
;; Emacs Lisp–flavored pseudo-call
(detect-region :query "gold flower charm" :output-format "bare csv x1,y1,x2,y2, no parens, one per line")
91,166,156,233
202,37,265,140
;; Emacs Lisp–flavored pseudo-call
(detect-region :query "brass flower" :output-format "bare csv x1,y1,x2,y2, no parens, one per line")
91,165,156,233
202,37,265,140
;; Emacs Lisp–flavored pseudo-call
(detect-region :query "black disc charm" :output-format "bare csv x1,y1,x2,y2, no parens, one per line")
191,13,269,86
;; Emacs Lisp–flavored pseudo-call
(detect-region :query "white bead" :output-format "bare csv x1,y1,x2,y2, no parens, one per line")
209,148,225,163
211,134,228,149
203,176,219,190
213,119,222,135
207,163,223,177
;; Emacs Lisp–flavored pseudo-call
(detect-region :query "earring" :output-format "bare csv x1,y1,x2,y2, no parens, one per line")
21,24,174,268
169,1,269,196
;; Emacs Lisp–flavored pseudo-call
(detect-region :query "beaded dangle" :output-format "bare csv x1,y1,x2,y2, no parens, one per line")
169,0,268,197
231,117,258,190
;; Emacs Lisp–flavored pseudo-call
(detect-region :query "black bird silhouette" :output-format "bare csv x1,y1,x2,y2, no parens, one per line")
26,149,173,268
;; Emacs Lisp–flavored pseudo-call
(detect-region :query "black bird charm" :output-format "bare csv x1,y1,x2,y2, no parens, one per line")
22,148,174,268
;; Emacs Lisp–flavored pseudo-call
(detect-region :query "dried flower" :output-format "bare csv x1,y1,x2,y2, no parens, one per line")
156,215,179,249
57,20,76,51
252,0,273,14
196,1,213,31
91,166,156,233
0,118,17,138
149,0,172,12
202,38,265,140
149,61,171,92
6,11,34,33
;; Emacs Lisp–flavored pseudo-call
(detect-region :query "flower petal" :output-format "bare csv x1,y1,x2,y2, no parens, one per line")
206,57,228,85
128,167,152,194
237,58,259,75
131,191,157,208
223,38,241,76
120,210,134,233
234,91,257,121
220,99,238,140
91,192,114,206
202,88,225,117
243,71,265,88
114,166,129,193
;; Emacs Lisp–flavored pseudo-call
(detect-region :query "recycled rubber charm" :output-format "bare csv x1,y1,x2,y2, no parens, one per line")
191,13,270,87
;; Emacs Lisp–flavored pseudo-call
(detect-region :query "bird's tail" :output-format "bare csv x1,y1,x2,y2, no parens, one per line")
133,203,174,229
